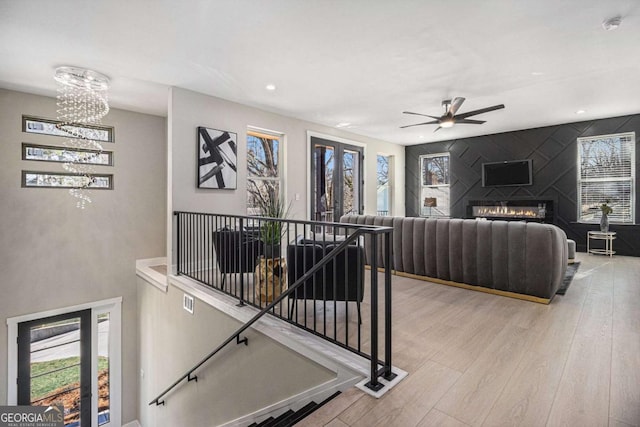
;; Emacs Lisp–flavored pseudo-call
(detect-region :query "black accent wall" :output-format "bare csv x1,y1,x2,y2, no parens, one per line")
405,114,640,256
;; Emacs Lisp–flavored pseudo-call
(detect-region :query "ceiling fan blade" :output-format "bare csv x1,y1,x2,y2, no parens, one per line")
399,120,440,129
455,119,486,124
448,97,466,116
402,111,441,119
455,104,505,120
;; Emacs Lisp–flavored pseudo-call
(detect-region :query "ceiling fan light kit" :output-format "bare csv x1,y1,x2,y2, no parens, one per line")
401,96,505,132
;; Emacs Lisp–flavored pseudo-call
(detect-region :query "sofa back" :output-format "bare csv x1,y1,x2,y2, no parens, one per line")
340,215,568,300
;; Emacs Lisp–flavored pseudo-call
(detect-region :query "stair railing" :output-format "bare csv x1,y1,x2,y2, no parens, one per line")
150,212,395,406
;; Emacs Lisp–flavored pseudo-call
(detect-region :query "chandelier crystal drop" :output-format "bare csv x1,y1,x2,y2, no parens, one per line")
55,66,110,208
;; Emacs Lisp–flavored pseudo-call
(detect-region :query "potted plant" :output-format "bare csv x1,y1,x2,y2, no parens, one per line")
599,200,613,232
252,190,291,305
255,189,291,258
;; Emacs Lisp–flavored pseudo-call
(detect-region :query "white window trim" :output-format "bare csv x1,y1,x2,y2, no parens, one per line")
7,297,122,427
576,132,636,224
419,152,450,217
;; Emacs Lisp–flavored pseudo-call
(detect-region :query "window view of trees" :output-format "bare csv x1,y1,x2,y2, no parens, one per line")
422,155,449,186
377,155,391,216
314,145,335,221
247,131,281,216
342,150,357,215
312,142,362,222
578,133,635,223
420,153,450,217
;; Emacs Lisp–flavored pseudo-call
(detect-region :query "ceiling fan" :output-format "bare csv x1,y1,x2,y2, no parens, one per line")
401,97,505,132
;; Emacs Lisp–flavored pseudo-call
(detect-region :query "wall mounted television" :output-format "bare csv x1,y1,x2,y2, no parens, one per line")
482,159,533,187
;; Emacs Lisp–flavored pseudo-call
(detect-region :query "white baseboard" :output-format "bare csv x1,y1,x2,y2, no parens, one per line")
123,420,142,427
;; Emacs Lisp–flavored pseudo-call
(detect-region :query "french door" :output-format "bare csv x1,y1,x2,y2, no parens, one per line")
18,310,92,426
310,136,364,222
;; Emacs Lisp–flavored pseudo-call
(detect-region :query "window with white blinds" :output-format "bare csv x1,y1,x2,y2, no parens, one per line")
577,132,635,223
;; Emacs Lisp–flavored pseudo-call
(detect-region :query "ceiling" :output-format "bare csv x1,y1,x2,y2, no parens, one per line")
1,0,639,145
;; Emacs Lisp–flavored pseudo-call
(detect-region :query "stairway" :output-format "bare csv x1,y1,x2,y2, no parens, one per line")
248,391,340,427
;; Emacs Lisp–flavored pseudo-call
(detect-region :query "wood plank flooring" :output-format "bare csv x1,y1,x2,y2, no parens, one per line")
295,253,640,426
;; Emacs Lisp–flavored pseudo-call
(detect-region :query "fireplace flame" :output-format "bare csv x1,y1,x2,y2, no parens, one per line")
472,206,545,219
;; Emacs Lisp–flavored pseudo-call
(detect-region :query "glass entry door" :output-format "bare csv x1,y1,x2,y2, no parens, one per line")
18,310,92,426
311,136,363,222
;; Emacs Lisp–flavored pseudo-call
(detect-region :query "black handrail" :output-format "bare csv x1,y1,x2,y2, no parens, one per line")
149,231,377,406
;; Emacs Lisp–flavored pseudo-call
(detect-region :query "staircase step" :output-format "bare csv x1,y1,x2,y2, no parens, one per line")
253,416,273,427
267,409,295,427
291,391,341,425
252,391,342,427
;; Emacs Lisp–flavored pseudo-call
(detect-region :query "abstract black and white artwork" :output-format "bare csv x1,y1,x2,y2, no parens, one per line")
197,126,237,189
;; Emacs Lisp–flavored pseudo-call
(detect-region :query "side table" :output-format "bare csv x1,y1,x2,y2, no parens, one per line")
587,231,616,257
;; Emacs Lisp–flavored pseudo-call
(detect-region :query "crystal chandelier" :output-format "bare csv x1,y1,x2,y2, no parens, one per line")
54,66,110,208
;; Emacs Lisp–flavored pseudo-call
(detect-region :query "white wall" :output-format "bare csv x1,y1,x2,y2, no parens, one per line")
137,279,335,426
168,86,404,221
0,89,166,423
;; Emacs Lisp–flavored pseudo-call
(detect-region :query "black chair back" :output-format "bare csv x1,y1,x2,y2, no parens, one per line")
286,243,364,302
213,229,263,274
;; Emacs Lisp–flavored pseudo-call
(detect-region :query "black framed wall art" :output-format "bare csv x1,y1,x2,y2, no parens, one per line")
197,126,237,189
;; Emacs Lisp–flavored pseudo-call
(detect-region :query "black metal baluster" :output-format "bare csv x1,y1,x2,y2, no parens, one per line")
238,217,245,306
344,230,349,348
383,229,395,381
175,213,181,275
366,234,382,391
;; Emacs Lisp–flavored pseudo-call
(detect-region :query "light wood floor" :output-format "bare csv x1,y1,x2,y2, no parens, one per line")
296,253,640,427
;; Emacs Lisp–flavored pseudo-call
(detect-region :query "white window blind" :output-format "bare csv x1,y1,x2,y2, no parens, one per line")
577,132,635,223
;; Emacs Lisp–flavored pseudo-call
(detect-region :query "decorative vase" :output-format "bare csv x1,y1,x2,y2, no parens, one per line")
600,213,609,232
255,256,287,304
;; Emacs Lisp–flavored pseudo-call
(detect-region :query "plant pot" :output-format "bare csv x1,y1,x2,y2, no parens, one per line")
263,243,281,259
600,213,609,232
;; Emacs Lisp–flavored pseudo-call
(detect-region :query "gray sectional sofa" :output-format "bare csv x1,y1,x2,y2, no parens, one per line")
340,215,568,303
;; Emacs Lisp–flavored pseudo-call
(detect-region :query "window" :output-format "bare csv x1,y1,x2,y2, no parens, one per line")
577,132,635,223
420,153,450,217
247,129,283,215
310,137,363,222
7,298,122,427
377,155,392,216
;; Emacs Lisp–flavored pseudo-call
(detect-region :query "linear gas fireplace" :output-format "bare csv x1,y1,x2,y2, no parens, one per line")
467,199,555,223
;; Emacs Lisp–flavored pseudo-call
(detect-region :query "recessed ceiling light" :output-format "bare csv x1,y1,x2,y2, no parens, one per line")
265,84,276,91
336,122,351,128
576,109,586,114
602,16,622,31
418,135,424,138
531,71,544,76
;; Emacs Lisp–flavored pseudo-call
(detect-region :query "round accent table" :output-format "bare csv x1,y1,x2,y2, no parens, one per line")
587,231,616,256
